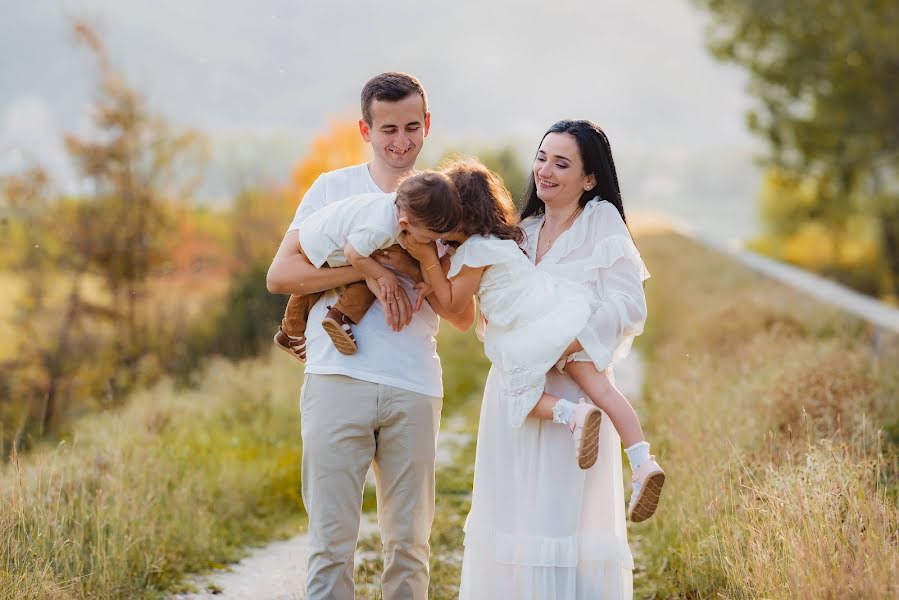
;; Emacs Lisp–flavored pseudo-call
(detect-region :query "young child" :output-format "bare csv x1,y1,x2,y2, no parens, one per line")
403,160,665,523
274,171,460,362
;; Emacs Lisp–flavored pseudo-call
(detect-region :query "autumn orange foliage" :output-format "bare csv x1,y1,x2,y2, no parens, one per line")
285,119,368,205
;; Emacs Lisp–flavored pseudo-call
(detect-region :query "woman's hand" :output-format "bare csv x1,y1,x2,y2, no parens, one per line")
558,339,583,362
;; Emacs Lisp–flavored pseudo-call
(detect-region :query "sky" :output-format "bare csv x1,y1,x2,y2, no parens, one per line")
0,0,763,241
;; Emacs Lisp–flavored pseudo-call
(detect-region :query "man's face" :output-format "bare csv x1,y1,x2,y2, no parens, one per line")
360,95,430,171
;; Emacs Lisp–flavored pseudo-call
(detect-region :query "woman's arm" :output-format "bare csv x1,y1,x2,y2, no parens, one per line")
559,338,584,360
576,250,648,370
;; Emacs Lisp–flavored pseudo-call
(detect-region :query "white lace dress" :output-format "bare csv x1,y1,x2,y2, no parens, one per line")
459,198,650,600
447,233,596,428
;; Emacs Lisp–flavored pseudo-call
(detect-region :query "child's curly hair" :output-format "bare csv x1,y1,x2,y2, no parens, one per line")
441,159,523,245
395,171,462,234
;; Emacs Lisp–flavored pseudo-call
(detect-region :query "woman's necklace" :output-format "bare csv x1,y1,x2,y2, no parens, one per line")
538,210,577,257
539,224,563,252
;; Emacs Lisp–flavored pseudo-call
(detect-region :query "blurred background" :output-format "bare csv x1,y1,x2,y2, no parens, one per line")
3,2,761,226
2,2,897,598
0,0,767,445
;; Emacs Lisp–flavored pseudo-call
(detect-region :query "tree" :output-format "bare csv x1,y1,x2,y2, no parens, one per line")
479,146,529,208
65,19,207,338
693,0,899,298
0,20,209,447
288,120,368,200
439,145,529,208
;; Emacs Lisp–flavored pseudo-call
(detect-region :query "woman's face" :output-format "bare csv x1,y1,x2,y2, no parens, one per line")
532,132,596,207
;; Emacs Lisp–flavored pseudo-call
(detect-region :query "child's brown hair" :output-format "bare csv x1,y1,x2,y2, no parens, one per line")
441,159,524,244
395,171,462,234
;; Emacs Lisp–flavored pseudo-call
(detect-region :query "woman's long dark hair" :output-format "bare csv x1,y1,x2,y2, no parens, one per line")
520,120,626,224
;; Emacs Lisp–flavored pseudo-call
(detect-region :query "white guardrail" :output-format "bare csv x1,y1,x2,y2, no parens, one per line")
656,214,899,335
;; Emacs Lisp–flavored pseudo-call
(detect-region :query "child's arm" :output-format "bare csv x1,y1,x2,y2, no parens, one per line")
410,243,483,314
344,242,400,300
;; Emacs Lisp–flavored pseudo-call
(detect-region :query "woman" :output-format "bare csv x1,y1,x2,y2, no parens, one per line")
459,120,649,599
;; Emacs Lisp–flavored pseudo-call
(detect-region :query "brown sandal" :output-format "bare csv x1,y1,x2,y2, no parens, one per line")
321,306,358,355
274,327,307,363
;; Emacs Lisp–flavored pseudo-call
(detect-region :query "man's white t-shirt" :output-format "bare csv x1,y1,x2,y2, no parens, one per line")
297,192,401,268
288,163,443,398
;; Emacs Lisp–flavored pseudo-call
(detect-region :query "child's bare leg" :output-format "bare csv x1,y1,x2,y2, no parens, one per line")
563,360,644,448
564,358,666,521
529,392,561,421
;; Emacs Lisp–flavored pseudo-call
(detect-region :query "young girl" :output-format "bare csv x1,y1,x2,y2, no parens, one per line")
403,160,665,523
273,171,460,362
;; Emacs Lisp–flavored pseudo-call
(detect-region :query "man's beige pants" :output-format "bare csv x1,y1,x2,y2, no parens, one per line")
300,374,442,600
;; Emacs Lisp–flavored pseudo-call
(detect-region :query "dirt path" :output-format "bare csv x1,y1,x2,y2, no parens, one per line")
173,354,644,599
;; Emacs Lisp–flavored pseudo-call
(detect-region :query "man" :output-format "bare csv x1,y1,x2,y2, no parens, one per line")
267,72,474,600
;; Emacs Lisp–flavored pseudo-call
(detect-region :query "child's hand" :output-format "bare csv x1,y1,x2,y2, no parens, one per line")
402,233,437,262
412,281,433,311
373,245,421,281
376,273,401,302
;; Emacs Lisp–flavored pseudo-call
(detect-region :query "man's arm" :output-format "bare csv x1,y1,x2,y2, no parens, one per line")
266,231,363,295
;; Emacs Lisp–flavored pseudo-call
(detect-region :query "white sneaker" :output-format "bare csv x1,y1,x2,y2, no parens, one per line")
569,399,602,470
628,456,665,522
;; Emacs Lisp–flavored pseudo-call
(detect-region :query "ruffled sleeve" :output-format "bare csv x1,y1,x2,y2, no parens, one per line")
447,235,521,278
577,235,649,370
538,199,651,372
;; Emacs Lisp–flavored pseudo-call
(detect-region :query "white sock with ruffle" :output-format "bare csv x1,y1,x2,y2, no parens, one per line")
551,398,578,431
625,441,651,473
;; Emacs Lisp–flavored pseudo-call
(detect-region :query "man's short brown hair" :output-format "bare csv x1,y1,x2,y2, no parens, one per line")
361,72,428,126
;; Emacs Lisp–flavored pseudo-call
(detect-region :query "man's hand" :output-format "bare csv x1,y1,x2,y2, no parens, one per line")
365,276,413,332
372,244,422,282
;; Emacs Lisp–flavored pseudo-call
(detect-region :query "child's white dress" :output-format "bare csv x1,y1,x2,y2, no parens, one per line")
448,234,596,426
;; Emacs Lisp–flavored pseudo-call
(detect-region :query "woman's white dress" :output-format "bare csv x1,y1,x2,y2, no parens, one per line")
458,198,651,600
446,231,596,428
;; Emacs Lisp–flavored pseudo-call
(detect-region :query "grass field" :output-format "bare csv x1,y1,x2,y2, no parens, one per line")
2,230,896,599
632,232,898,599
1,352,306,599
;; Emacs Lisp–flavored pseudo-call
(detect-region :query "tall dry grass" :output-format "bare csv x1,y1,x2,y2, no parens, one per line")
1,317,486,599
634,232,898,599
1,351,305,599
